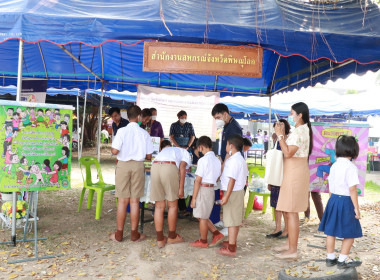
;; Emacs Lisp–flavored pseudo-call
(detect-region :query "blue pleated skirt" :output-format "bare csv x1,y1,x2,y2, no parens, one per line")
318,194,362,239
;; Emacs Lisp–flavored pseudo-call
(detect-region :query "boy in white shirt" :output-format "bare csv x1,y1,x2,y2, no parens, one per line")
189,136,224,248
150,140,191,248
218,134,248,257
109,105,153,243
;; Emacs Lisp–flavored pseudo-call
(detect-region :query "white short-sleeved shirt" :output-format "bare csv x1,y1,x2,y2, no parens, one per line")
153,147,191,169
328,157,360,196
220,152,248,191
112,122,153,161
286,123,310,157
195,151,221,185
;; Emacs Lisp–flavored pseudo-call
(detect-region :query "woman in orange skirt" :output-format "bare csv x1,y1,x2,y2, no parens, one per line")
273,102,313,259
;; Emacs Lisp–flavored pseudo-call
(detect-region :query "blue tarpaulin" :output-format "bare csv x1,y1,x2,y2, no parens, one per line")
0,0,379,96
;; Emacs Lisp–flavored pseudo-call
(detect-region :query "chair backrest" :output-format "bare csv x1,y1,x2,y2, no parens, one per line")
79,156,105,187
248,165,265,183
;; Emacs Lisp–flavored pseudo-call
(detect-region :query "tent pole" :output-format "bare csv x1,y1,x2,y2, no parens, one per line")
97,83,104,163
80,91,87,159
268,94,272,147
76,93,80,160
16,40,24,102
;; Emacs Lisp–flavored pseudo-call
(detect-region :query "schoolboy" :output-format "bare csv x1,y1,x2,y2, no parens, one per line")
189,136,224,248
218,134,248,257
150,140,191,248
109,105,153,243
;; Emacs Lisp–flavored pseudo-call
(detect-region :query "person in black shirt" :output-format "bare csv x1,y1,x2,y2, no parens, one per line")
109,107,129,137
169,110,195,151
212,103,242,162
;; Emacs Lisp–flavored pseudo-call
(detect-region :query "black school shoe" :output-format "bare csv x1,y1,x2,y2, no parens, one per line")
266,230,282,238
337,258,362,269
326,258,337,267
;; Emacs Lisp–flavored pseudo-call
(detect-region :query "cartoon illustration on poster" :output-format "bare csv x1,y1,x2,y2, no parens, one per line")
309,123,369,196
0,101,74,192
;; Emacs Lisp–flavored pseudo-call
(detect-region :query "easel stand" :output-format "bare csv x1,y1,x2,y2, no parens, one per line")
0,191,63,264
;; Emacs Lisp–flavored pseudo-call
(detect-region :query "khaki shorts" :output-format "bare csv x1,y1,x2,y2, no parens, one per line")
222,190,244,227
115,160,145,199
150,163,179,202
193,186,215,219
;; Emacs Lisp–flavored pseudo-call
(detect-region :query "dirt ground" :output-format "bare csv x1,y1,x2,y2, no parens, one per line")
0,148,380,280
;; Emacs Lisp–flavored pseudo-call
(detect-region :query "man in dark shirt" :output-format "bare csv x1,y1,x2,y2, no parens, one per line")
169,110,195,150
109,107,129,137
212,103,242,162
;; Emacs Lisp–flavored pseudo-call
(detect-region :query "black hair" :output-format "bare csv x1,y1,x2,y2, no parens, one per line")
160,140,172,151
45,109,51,113
20,156,27,165
335,135,359,159
197,136,212,149
6,107,14,112
54,161,63,171
43,159,51,168
13,112,18,117
62,146,70,157
63,134,71,141
55,113,61,117
273,119,291,135
177,110,187,118
291,102,313,156
64,114,70,119
37,109,43,113
5,124,12,130
227,134,244,151
60,121,68,126
150,108,157,113
108,107,121,116
54,109,60,113
211,103,229,116
141,108,152,117
243,137,252,147
127,105,142,119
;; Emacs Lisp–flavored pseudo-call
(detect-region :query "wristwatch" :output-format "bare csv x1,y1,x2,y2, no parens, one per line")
278,135,284,141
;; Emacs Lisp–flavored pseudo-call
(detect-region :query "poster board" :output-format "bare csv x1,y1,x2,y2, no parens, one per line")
20,80,48,103
309,123,369,196
0,100,74,192
151,136,160,157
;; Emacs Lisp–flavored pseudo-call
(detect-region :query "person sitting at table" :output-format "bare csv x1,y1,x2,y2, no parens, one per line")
139,108,152,130
108,107,129,138
109,105,153,243
189,136,224,248
147,108,164,141
150,140,191,248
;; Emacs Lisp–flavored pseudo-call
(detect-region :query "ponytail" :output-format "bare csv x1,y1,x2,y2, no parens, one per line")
307,121,313,156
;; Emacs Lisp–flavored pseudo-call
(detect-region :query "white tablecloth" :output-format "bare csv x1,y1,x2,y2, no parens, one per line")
140,173,196,203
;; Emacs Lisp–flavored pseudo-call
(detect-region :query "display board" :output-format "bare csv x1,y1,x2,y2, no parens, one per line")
309,123,369,196
0,100,74,192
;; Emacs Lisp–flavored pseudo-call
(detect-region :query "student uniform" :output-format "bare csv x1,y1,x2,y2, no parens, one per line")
150,147,191,202
193,151,221,219
318,158,362,238
220,152,248,227
112,122,153,198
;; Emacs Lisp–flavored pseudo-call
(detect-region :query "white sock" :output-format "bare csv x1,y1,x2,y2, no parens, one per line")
327,253,336,260
338,254,348,262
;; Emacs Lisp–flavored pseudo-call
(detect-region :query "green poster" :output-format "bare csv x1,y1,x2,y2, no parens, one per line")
0,100,74,192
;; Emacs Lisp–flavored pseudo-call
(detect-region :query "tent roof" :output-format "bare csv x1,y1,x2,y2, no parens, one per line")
0,0,379,95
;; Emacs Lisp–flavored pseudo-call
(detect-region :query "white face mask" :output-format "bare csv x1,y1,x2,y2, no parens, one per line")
180,119,187,124
215,119,225,129
151,116,157,121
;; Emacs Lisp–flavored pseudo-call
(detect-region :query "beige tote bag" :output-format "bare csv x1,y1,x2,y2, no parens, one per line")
264,141,284,186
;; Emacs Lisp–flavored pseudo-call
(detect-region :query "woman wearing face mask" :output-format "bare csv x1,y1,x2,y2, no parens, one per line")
169,110,196,151
273,102,313,259
148,108,164,142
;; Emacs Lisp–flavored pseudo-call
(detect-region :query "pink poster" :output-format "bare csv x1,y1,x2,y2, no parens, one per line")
309,123,369,196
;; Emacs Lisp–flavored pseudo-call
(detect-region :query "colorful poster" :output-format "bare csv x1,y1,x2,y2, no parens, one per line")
20,80,48,103
151,136,160,157
0,100,74,192
309,123,369,196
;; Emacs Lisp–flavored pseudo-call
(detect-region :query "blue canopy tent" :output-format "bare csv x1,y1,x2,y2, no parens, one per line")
0,0,380,162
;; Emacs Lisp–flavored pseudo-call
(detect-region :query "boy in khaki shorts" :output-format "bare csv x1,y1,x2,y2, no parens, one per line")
150,140,191,248
189,136,224,248
109,105,153,243
218,134,248,257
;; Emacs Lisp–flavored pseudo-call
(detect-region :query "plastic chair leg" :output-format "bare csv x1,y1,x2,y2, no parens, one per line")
244,192,255,219
87,189,95,210
262,195,269,214
78,188,86,212
95,190,104,220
